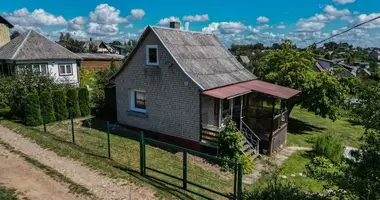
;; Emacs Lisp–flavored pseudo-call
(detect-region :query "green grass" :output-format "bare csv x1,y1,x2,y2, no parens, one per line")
287,107,364,148
0,184,27,200
0,118,236,200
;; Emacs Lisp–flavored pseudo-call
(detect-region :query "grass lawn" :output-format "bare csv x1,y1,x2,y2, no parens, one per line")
0,184,26,200
0,118,236,200
287,107,364,148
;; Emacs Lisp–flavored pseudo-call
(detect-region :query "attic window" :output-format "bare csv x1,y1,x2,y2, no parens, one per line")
146,45,158,66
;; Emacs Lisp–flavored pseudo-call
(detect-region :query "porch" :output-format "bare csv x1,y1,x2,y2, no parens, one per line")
200,80,300,155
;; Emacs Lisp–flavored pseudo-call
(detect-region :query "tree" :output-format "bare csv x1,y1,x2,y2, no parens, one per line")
257,40,348,120
78,88,90,116
58,32,85,53
271,43,281,50
52,90,68,120
24,92,43,126
111,40,122,45
253,43,265,50
323,42,338,51
10,31,20,40
66,89,81,118
40,90,56,123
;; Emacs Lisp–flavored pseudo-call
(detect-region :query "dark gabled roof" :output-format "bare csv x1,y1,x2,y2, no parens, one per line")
112,45,127,50
111,26,256,90
0,30,81,60
0,16,13,28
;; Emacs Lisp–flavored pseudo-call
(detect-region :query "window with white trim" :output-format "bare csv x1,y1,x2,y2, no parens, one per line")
146,45,158,66
130,89,146,113
59,64,73,76
31,64,48,75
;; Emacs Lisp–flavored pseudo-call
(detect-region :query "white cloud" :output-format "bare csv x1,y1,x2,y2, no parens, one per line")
52,29,88,40
125,24,133,28
277,25,287,29
202,22,247,34
308,14,330,22
89,4,127,24
68,16,86,30
256,16,269,23
184,22,190,31
256,24,272,30
351,13,380,29
332,0,355,5
87,22,119,36
3,8,67,26
129,9,145,20
183,14,209,22
323,5,350,18
296,20,326,32
157,16,180,25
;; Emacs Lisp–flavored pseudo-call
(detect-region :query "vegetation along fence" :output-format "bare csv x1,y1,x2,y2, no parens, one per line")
140,132,243,200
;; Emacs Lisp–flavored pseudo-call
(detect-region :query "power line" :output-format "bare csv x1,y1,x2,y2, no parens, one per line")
314,15,380,46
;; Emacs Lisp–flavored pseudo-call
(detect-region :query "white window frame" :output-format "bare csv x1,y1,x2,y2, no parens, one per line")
58,64,73,76
130,89,146,113
146,45,159,66
31,63,48,75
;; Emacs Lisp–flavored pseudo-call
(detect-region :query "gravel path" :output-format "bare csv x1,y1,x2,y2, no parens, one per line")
0,125,156,200
0,144,86,200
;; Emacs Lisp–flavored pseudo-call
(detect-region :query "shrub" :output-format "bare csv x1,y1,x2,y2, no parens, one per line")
78,88,90,116
240,154,254,174
219,116,243,160
52,90,68,120
66,88,81,118
314,135,344,163
306,156,335,180
39,90,56,123
24,92,42,126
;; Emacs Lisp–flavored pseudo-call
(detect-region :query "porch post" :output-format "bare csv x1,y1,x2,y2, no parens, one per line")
268,98,276,155
240,96,243,131
230,99,233,116
218,99,222,127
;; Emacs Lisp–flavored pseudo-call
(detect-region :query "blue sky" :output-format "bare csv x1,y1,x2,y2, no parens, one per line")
1,0,380,47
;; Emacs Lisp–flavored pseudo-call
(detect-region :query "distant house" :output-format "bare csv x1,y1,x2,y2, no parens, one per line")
112,45,127,55
77,53,124,71
0,30,82,86
314,58,357,77
238,55,250,66
111,22,300,155
0,16,13,47
83,39,110,53
369,50,380,61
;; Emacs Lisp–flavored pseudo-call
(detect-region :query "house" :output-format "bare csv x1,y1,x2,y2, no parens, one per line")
314,58,357,77
112,45,127,55
77,53,124,71
369,50,380,61
0,30,82,86
111,22,300,155
0,16,13,47
83,39,110,53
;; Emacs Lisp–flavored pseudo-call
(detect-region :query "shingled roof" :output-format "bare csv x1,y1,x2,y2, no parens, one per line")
112,26,256,90
0,30,81,61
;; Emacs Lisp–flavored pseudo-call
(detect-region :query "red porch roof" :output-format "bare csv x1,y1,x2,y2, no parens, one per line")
202,80,301,99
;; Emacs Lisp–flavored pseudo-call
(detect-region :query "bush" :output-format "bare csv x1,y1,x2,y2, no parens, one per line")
24,92,42,126
40,90,56,123
78,88,90,116
240,154,254,174
306,156,335,180
52,90,68,120
219,116,243,160
314,135,344,163
66,89,81,118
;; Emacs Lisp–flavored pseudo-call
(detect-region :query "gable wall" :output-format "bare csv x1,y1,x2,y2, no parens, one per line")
0,24,10,47
115,30,201,142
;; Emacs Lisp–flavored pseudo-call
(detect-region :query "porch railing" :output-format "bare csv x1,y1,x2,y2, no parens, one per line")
241,121,260,155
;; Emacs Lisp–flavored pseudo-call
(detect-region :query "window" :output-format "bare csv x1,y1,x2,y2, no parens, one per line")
59,64,73,76
146,45,158,66
31,64,48,75
130,89,146,113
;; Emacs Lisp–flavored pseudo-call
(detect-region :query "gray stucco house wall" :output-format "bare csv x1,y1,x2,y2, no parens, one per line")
115,30,201,142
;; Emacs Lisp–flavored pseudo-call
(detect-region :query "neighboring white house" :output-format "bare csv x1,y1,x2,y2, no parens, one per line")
0,30,82,86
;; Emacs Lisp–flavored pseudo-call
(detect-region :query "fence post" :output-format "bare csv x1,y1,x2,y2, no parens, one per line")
140,131,146,176
183,151,187,189
237,163,243,200
70,114,75,144
233,161,238,199
106,121,111,159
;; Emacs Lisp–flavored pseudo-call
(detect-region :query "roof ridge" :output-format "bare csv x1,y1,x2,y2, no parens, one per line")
11,30,32,59
150,25,214,35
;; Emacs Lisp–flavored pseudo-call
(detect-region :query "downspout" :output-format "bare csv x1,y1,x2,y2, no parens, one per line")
199,90,202,143
268,98,276,155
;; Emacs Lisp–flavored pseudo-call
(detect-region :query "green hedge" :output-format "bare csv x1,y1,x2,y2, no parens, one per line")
24,92,43,126
314,135,344,163
67,89,81,118
40,90,56,123
78,88,90,116
52,90,68,120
